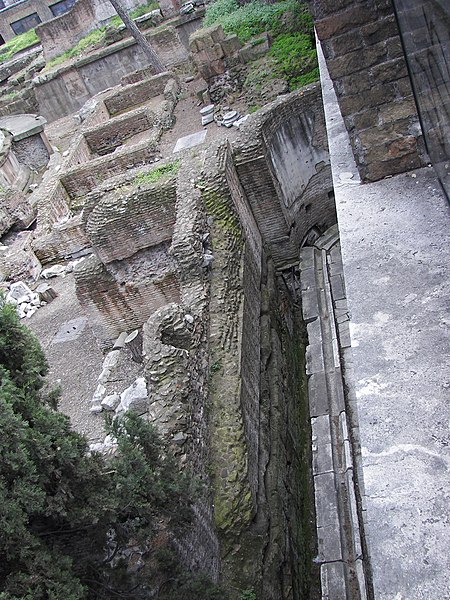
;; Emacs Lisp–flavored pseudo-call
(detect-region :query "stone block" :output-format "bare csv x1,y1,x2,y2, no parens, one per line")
299,246,315,270
204,42,225,62
117,377,148,414
315,5,370,40
327,41,388,79
311,415,333,475
361,15,398,46
328,29,364,57
35,283,57,303
308,372,329,417
330,274,345,300
306,343,325,375
351,108,379,131
299,266,316,292
221,34,241,56
301,289,320,323
320,562,347,599
316,523,343,562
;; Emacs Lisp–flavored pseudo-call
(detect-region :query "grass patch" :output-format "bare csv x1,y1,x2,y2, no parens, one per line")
204,0,313,43
133,160,180,185
269,32,318,90
45,27,108,69
0,29,39,63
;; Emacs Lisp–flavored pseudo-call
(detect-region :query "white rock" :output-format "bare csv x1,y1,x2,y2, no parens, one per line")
103,350,120,369
117,377,148,414
101,393,121,411
25,306,38,318
98,367,112,384
7,281,34,303
184,314,194,324
202,252,214,267
90,404,103,414
41,264,66,279
89,441,104,452
92,384,107,404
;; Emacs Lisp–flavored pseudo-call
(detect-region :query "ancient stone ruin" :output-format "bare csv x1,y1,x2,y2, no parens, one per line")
0,0,448,598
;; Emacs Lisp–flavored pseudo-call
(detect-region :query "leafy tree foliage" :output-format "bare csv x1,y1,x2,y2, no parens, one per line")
0,300,222,599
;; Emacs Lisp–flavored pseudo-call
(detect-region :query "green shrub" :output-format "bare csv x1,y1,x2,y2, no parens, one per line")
0,299,211,599
240,589,257,600
0,29,39,63
269,32,318,89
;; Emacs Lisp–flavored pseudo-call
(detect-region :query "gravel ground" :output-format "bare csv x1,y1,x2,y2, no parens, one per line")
27,273,106,442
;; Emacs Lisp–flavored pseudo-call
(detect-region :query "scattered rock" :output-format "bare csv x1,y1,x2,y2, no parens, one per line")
202,252,214,267
35,282,57,303
41,264,66,279
101,393,121,411
113,331,128,349
117,377,148,414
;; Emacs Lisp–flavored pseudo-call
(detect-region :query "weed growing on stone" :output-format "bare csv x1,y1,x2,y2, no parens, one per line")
0,29,39,63
204,0,312,43
240,589,257,600
46,27,109,69
269,32,318,90
133,160,180,185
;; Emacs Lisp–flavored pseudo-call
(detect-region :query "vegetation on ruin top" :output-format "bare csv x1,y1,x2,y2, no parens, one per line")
134,160,181,185
204,0,318,91
0,29,39,63
204,0,313,43
44,0,158,70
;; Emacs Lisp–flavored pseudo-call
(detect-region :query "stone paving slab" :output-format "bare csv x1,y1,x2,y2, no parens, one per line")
173,129,207,153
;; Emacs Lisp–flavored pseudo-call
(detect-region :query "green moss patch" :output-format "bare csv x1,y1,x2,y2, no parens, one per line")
133,160,180,185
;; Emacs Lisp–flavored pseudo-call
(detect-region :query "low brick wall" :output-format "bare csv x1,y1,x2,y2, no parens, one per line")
83,106,156,155
33,34,186,122
309,0,425,181
74,251,180,343
60,138,159,199
85,177,177,264
104,72,177,116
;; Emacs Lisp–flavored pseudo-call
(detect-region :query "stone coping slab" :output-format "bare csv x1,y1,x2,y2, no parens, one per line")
318,40,450,600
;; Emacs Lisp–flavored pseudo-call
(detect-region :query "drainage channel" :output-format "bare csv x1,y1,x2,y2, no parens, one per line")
299,224,369,600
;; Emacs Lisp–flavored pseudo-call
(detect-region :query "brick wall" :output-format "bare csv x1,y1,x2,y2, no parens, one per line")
60,139,158,198
0,0,52,42
35,0,142,59
85,177,177,264
33,38,185,122
309,0,425,181
83,107,156,156
104,72,175,116
233,85,335,267
74,251,180,343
